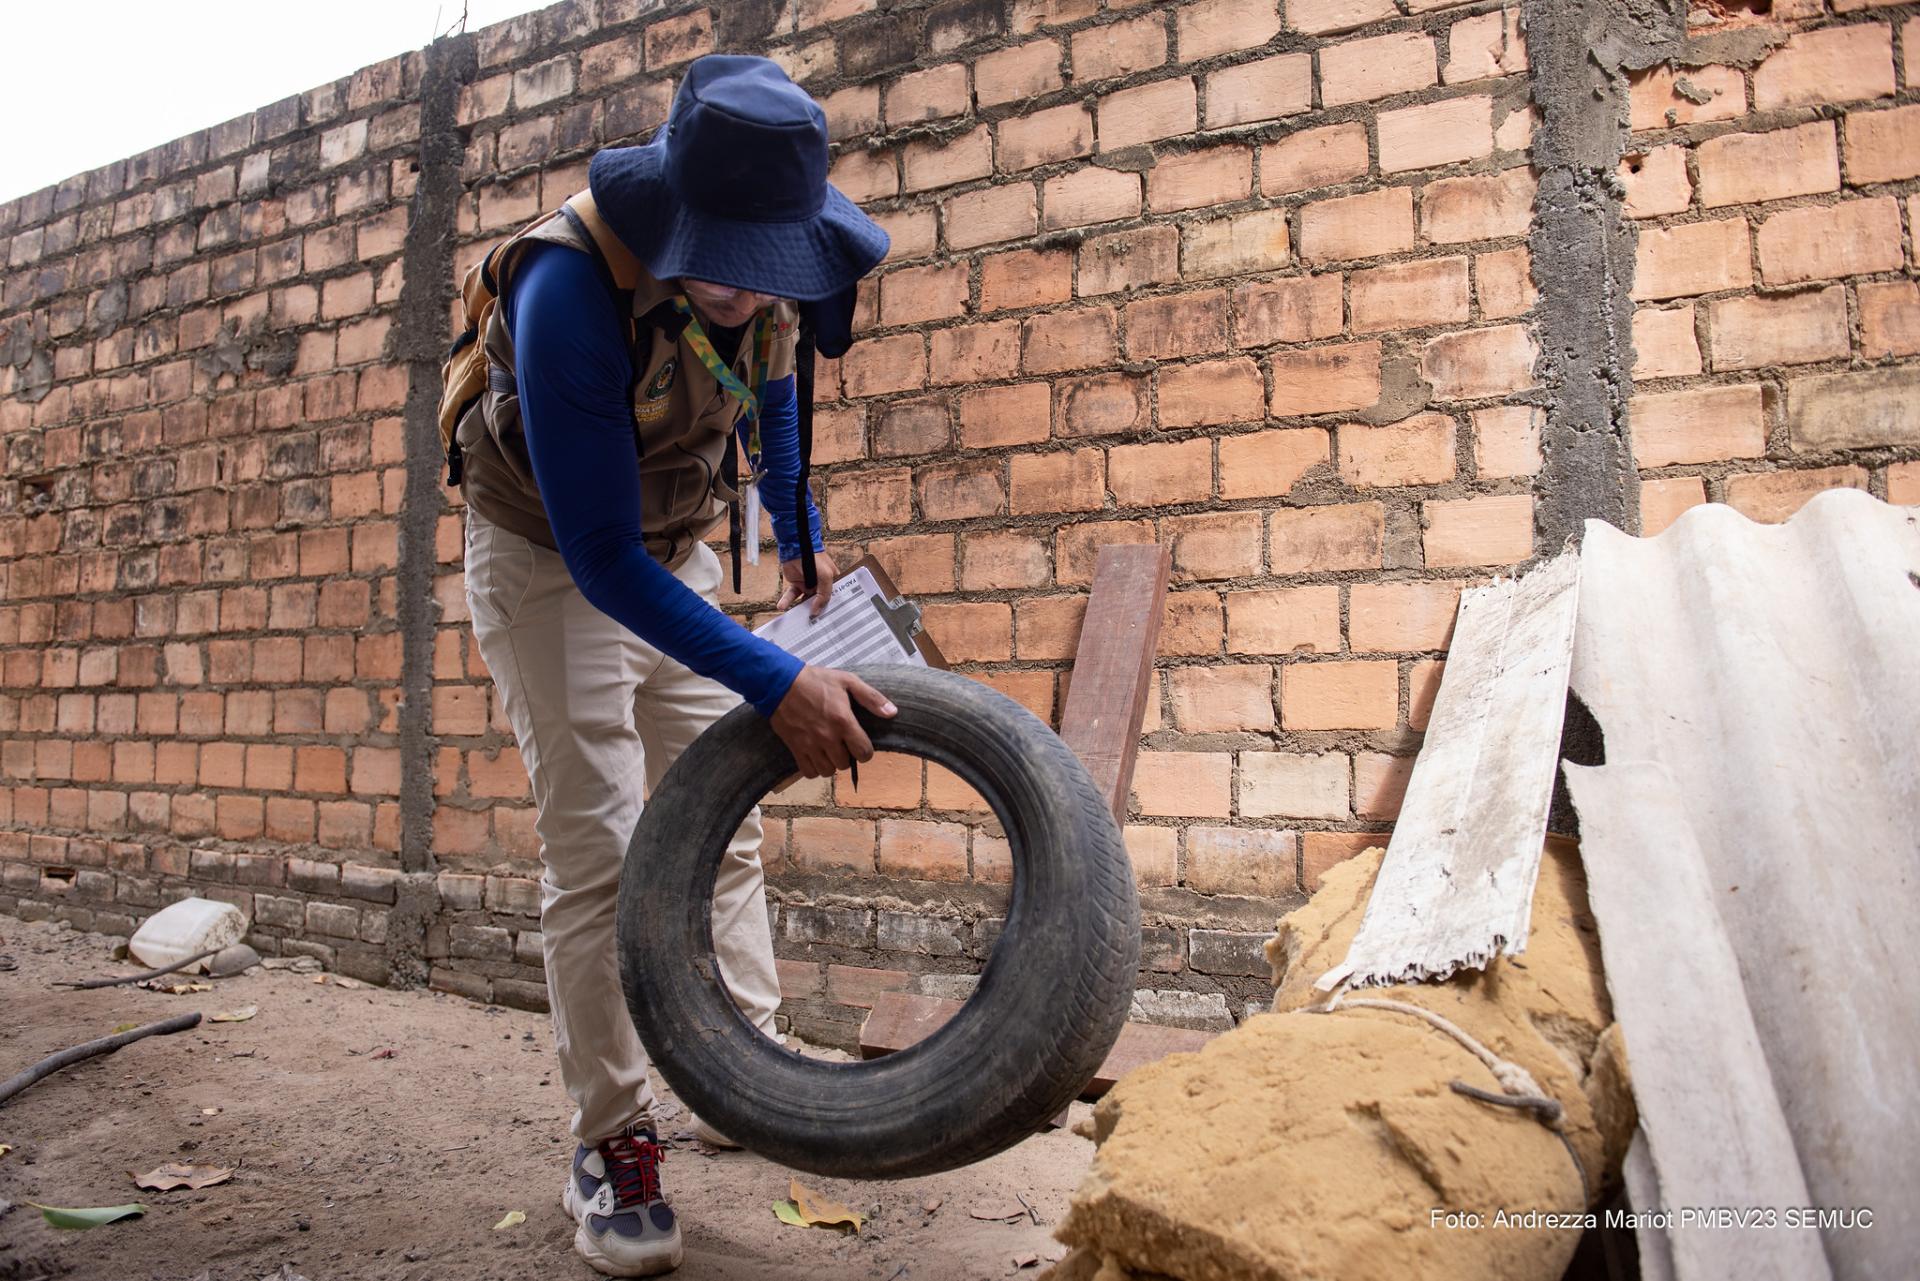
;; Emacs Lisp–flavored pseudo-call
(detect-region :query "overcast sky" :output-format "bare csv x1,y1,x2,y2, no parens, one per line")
2,0,555,205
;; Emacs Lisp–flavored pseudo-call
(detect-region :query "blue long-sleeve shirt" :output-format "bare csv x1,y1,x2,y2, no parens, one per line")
506,241,822,717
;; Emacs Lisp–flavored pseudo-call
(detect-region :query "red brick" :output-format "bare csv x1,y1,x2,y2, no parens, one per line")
980,248,1073,312
1634,304,1702,380
1158,357,1265,427
1476,246,1536,319
1149,145,1253,214
880,263,969,327
1058,518,1156,584
1240,751,1349,821
1186,826,1297,897
1786,367,1920,451
919,459,1006,522
1182,208,1291,280
1629,64,1744,131
1473,405,1543,478
1098,78,1196,151
832,150,898,203
1709,286,1848,371
1234,275,1344,346
1160,590,1224,657
1884,460,1919,505
977,39,1065,106
1697,123,1841,208
1350,257,1469,333
1419,167,1534,244
1445,9,1527,83
1350,579,1462,652
1339,413,1456,487
1620,144,1692,218
940,187,1039,260
1071,13,1167,82
1354,752,1414,820
903,127,993,193
1269,342,1381,417
957,382,1051,448
1110,438,1213,506
999,104,1094,172
1299,187,1413,263
885,64,968,126
1129,751,1231,819
1059,376,1144,441
864,533,957,595
1124,288,1226,358
1178,0,1280,59
1268,502,1384,574
1023,307,1116,374
1753,24,1894,111
1421,324,1537,401
1168,664,1275,732
931,319,1022,385
791,817,875,874
1010,448,1105,513
1321,32,1436,106
1287,0,1394,35
1640,476,1707,536
828,468,913,527
1756,197,1904,285
1378,96,1492,174
1206,54,1313,129
1218,428,1329,499
1226,585,1340,655
920,601,1012,662
1844,104,1920,185
1261,122,1367,195
961,530,1052,591
1859,282,1920,358
835,752,923,810
1423,494,1534,567
1725,465,1871,523
1282,661,1397,730
1165,511,1263,580
1043,167,1141,229
841,332,926,397
1081,226,1181,297
873,397,952,458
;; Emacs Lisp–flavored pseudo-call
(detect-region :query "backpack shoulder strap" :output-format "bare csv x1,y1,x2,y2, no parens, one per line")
561,191,643,290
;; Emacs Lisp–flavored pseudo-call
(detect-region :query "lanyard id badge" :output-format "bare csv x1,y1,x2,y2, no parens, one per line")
672,298,778,564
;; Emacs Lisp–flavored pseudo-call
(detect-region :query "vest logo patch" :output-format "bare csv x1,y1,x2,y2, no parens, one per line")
647,358,676,400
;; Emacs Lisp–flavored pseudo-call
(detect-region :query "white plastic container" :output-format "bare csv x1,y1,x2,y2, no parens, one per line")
128,897,248,972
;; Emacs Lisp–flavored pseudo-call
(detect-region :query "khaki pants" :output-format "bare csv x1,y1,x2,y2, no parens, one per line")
463,512,782,1144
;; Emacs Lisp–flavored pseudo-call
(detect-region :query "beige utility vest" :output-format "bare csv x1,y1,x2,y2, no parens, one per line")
456,192,800,568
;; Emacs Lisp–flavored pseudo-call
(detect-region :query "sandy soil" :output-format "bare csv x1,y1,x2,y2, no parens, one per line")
0,916,1088,1281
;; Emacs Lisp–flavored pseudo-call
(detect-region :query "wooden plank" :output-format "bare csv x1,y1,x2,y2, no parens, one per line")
1318,551,1579,991
1057,544,1171,824
858,991,1213,1098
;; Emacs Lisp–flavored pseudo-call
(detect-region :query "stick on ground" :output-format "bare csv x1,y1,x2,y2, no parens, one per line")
0,1012,204,1107
56,946,221,990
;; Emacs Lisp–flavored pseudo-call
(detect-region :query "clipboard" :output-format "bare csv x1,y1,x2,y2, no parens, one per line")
752,555,947,669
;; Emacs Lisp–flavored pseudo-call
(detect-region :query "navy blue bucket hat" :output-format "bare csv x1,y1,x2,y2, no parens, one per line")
590,55,888,354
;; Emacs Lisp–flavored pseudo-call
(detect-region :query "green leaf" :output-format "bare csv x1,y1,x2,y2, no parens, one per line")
492,1209,526,1230
29,1202,147,1230
773,1200,807,1227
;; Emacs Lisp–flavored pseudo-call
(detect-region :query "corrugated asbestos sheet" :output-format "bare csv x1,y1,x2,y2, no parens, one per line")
1318,553,1579,991
1571,490,1920,1281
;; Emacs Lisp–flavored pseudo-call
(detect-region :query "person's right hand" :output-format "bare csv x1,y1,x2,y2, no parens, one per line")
769,665,898,777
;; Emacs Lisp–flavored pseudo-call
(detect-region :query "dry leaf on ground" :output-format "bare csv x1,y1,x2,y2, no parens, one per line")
131,1163,234,1191
493,1209,526,1230
969,1200,1028,1222
208,1006,257,1023
29,1202,146,1229
788,1179,864,1232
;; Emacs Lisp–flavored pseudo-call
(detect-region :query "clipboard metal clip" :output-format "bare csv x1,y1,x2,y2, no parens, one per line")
868,592,927,661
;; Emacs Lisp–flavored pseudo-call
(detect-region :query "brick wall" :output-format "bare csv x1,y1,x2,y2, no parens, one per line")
0,0,1914,1045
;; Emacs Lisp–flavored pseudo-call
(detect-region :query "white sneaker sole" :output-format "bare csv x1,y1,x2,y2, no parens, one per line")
563,1177,685,1276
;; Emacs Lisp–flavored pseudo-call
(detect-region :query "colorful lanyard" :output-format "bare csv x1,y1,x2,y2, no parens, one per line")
669,297,777,473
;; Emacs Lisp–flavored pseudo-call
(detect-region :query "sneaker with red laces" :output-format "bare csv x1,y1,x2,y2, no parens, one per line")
562,1126,683,1276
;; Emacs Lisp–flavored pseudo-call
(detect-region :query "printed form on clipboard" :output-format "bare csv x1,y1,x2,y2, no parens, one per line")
752,558,947,670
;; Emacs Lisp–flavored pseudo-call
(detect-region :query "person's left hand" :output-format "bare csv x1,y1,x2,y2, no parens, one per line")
777,549,839,617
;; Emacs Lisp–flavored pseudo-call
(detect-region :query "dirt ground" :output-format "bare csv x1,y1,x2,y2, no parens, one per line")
0,915,1089,1281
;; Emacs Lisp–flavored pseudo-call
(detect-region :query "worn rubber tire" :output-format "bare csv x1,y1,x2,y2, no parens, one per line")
616,665,1140,1179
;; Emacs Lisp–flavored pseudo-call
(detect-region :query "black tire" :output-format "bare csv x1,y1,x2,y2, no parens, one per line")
616,665,1141,1179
